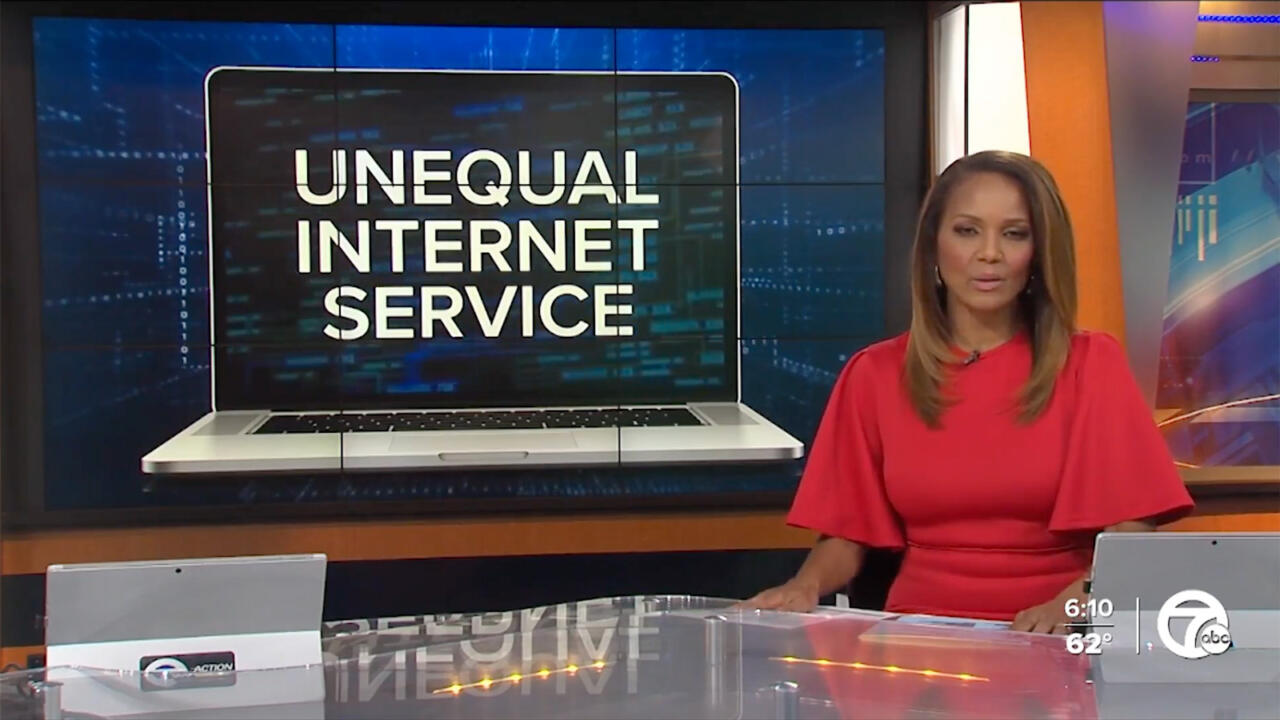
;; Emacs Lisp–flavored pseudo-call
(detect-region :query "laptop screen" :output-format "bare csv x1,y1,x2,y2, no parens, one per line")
207,69,739,410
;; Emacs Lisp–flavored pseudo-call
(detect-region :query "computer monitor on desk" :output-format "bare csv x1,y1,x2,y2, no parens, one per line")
44,554,327,718
1088,532,1280,719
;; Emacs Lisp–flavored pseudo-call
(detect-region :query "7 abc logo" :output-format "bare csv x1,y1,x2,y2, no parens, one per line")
1157,589,1231,660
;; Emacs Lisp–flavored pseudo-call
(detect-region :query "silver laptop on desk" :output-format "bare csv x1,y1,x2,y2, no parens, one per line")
45,554,327,717
141,67,803,474
1088,532,1280,690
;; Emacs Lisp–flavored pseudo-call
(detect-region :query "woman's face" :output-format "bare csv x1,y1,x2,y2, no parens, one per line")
936,171,1036,320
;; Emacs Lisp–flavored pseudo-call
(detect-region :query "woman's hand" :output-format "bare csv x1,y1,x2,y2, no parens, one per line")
734,536,864,613
1012,576,1088,634
735,577,821,612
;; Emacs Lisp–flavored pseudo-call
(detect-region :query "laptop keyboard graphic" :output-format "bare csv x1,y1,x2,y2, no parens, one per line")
254,408,706,434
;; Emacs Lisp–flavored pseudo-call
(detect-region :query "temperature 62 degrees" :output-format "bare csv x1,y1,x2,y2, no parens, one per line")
1066,632,1112,655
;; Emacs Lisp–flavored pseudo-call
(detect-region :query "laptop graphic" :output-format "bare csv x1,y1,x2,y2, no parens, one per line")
141,67,803,474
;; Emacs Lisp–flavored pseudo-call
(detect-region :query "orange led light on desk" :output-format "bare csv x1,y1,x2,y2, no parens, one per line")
434,660,609,695
772,656,989,683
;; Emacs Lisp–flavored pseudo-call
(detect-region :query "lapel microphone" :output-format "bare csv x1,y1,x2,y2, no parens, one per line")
963,349,981,366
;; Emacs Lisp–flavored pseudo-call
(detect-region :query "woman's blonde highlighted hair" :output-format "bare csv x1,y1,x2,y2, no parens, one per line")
905,151,1078,427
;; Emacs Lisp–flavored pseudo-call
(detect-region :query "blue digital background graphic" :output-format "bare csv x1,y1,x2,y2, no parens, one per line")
1157,99,1280,466
33,18,886,510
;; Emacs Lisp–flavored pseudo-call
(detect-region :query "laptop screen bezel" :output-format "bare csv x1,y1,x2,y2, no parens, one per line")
206,67,742,411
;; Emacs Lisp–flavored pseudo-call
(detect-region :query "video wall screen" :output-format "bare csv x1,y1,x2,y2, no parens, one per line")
1158,95,1280,467
31,18,887,513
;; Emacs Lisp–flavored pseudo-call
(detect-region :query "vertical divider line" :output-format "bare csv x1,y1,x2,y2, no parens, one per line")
332,21,344,479
613,25,621,467
1210,101,1216,181
962,4,969,156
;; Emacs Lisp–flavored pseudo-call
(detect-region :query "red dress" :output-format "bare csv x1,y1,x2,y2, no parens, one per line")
787,329,1194,621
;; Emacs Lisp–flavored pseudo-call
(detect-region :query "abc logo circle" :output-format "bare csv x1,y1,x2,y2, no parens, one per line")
1199,622,1231,655
1157,589,1231,660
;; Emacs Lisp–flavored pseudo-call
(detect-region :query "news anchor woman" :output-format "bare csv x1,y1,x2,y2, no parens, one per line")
743,150,1193,632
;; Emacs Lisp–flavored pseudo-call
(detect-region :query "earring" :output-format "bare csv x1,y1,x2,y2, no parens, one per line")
935,265,943,287
1024,274,1035,295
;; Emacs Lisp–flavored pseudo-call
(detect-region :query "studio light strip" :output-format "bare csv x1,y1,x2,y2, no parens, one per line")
1196,14,1279,24
433,660,609,695
773,656,990,682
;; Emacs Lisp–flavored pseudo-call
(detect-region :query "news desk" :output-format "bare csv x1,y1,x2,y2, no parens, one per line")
3,595,1277,719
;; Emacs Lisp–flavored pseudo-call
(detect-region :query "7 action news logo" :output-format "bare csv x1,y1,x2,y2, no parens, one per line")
1157,589,1232,660
139,652,237,691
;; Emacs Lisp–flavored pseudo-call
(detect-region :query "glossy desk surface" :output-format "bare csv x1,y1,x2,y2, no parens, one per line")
2,595,1277,719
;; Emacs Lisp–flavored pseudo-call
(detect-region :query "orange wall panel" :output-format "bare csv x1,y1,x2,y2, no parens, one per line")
1021,1,1127,343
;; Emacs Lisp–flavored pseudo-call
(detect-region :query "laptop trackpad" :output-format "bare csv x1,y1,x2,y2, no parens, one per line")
390,432,578,458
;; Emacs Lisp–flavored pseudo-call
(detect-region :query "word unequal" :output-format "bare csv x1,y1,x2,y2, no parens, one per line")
293,148,659,207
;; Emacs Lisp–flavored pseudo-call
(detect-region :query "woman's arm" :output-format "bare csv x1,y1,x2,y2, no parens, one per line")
737,536,867,612
1011,519,1156,633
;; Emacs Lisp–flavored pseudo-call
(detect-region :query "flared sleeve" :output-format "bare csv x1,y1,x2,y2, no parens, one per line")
786,348,906,548
1049,332,1194,531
